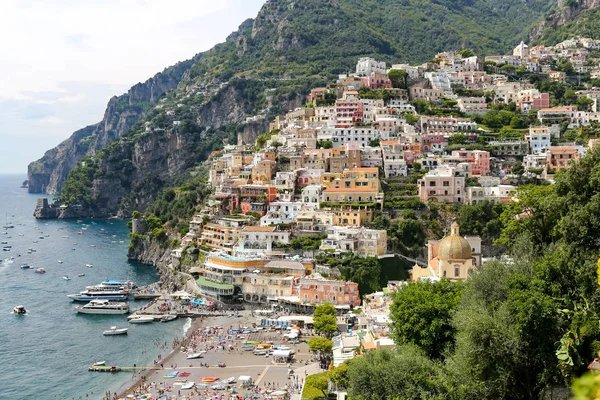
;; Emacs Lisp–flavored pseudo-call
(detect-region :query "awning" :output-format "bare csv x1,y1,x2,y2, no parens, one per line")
272,350,292,357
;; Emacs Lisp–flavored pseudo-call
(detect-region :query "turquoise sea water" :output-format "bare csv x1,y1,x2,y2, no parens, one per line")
0,175,185,399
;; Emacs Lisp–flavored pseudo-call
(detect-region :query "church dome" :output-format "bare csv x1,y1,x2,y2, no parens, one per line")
438,222,472,260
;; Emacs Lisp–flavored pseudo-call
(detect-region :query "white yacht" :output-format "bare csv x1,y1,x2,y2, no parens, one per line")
75,300,129,315
128,315,154,324
103,326,128,336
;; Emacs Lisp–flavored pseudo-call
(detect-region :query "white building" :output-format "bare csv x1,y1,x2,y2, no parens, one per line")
320,226,387,257
301,185,324,207
356,58,387,77
466,185,515,205
322,127,381,148
525,128,552,155
234,226,291,256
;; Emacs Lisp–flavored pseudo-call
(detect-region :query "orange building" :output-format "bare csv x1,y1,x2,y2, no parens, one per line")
298,276,360,307
546,147,580,171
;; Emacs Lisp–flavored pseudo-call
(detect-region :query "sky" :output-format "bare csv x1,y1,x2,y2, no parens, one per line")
0,0,267,174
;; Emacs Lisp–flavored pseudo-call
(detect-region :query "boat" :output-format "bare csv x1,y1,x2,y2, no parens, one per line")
20,264,31,269
78,273,85,277
67,291,129,302
161,315,178,323
63,276,71,281
58,260,63,264
103,326,128,336
186,351,206,359
128,316,154,324
199,377,219,383
98,280,137,290
75,300,130,315
86,264,93,268
90,245,96,247
92,361,106,366
1,241,7,244
13,305,26,314
222,377,235,384
181,382,195,390
35,268,46,274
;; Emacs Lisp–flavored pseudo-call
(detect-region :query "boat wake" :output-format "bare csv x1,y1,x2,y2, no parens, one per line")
183,317,192,336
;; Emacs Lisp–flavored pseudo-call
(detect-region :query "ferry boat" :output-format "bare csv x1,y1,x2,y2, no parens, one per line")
67,291,128,302
97,280,137,290
75,300,129,315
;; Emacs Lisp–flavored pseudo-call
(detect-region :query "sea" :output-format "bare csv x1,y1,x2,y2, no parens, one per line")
0,174,187,399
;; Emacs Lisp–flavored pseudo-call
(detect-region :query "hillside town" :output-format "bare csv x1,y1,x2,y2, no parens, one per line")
124,36,600,397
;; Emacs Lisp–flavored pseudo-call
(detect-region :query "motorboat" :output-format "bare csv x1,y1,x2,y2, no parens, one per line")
35,268,46,274
58,260,63,264
20,264,31,269
63,276,71,281
13,305,26,314
78,273,85,277
67,291,128,302
86,264,93,268
186,351,206,359
222,377,235,384
103,326,128,336
98,280,137,290
128,316,154,324
92,361,106,366
161,315,178,323
75,300,129,315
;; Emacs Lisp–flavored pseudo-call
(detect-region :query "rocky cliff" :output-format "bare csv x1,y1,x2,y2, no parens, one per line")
127,235,191,292
27,60,193,195
530,0,600,42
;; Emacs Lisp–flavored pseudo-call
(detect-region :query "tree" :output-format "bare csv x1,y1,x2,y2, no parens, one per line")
304,372,329,400
388,69,408,89
448,134,469,146
317,139,333,149
457,49,475,58
346,346,449,400
389,280,464,359
314,303,336,319
511,161,525,177
309,337,333,368
576,96,594,111
313,314,338,338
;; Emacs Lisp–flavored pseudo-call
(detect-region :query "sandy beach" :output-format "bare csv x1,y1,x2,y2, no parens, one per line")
102,309,318,400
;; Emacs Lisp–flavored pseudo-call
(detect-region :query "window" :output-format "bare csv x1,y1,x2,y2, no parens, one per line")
429,181,435,187
454,267,460,277
443,181,449,187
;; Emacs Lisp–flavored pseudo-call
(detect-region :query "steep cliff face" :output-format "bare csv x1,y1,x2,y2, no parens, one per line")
27,61,192,195
530,0,600,42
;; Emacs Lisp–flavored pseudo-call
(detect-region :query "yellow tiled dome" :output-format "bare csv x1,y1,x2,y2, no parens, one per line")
438,222,472,260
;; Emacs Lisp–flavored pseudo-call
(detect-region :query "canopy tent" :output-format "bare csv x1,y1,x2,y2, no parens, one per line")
272,349,292,357
172,290,192,298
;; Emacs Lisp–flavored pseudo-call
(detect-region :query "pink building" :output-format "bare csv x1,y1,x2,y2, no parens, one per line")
517,93,550,112
417,166,467,204
335,100,364,128
451,150,490,176
362,72,392,89
422,134,447,153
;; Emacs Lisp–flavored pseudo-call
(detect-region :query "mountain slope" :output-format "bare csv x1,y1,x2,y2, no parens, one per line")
532,0,600,45
29,0,559,216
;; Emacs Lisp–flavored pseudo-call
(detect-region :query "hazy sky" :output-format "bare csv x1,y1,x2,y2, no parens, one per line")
0,0,266,174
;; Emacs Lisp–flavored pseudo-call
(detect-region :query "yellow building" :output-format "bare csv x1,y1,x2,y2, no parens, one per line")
411,222,477,281
198,223,242,254
332,207,374,226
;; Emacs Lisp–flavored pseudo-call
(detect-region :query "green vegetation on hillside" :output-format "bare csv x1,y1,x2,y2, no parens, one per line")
537,7,600,45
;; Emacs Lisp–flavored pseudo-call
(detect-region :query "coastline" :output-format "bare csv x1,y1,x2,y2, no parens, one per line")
111,317,203,399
